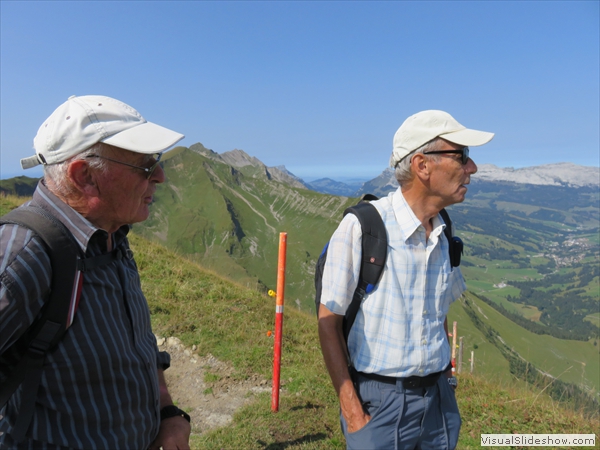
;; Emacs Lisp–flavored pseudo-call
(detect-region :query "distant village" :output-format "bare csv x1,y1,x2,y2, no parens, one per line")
545,236,596,267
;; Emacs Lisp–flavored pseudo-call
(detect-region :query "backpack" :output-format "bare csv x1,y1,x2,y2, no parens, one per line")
0,205,128,442
314,194,463,342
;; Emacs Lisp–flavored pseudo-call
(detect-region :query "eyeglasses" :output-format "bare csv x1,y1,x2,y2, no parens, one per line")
87,153,163,179
423,147,470,165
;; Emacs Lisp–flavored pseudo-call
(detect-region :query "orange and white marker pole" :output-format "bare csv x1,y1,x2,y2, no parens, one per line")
271,232,287,412
451,321,458,375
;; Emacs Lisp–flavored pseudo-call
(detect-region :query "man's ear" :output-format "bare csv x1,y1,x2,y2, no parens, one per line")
411,153,432,182
67,159,100,196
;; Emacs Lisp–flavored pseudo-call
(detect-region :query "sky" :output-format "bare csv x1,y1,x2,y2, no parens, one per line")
1,1,598,181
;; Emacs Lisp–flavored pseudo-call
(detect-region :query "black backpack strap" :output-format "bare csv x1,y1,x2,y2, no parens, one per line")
439,208,463,268
1,206,131,441
341,200,387,342
0,206,82,441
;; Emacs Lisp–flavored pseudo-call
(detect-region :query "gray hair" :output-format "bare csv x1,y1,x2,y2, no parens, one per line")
44,142,110,198
394,138,443,185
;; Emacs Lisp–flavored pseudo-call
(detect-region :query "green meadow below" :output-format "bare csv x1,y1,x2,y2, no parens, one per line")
1,192,598,449
130,232,599,449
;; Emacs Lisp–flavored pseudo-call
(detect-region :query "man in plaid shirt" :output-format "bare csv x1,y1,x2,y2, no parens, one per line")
319,110,494,450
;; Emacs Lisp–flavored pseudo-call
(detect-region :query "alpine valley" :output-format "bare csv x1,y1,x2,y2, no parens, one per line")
1,144,598,411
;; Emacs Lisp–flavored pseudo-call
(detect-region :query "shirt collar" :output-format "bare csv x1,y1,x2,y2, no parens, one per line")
32,179,129,253
391,188,446,242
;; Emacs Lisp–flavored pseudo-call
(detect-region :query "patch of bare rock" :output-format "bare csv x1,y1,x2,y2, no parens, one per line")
156,335,271,435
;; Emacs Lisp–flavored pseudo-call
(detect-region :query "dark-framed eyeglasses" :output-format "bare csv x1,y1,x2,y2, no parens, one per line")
87,153,163,179
423,147,470,165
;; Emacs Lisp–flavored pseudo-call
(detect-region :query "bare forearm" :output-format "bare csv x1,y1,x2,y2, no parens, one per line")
149,369,191,450
318,304,369,432
158,369,174,408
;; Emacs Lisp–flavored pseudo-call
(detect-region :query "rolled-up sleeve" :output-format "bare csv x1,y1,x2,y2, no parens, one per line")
157,350,171,370
320,214,363,316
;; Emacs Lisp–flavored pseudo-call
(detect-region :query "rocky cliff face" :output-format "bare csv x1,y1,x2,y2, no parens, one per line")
190,144,308,190
354,162,599,198
473,163,599,187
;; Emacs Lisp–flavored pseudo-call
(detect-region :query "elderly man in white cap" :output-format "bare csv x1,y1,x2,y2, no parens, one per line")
318,110,494,450
0,96,191,449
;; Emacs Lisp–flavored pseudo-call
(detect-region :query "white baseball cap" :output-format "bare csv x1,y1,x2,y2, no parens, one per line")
21,95,185,169
390,110,494,167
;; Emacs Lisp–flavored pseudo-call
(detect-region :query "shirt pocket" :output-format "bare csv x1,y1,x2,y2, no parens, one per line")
434,263,453,315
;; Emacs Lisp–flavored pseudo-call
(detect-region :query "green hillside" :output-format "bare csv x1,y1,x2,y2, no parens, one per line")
136,149,599,406
142,147,600,344
0,175,39,197
447,181,599,343
130,232,599,449
449,293,599,409
137,145,355,311
1,193,598,448
3,153,599,413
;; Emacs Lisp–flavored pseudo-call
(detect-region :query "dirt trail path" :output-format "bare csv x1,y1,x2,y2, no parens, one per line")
157,336,271,435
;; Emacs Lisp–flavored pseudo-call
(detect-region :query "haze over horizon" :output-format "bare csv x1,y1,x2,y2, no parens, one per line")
1,1,598,181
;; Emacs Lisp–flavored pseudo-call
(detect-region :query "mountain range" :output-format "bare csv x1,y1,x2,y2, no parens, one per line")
190,144,309,190
1,143,598,404
176,147,600,198
475,162,599,187
356,162,599,198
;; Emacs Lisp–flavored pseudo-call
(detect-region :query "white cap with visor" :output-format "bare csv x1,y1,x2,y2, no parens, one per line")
21,95,184,169
390,110,494,167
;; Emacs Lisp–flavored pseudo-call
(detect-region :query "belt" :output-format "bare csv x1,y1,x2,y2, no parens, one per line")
357,370,442,389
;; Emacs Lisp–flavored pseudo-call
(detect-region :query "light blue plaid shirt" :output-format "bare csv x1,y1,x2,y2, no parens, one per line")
321,188,466,377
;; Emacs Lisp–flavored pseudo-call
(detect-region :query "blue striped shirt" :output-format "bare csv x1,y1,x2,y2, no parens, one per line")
0,181,169,449
321,188,466,377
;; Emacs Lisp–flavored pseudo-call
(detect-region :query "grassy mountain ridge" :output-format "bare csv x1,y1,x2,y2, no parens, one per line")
137,146,354,309
139,147,599,398
0,175,39,197
141,146,599,342
138,147,600,396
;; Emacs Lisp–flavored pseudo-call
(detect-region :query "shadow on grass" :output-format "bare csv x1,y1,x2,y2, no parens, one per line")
258,433,328,449
290,401,324,411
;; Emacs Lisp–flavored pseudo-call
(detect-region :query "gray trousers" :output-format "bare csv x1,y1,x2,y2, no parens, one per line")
341,373,461,450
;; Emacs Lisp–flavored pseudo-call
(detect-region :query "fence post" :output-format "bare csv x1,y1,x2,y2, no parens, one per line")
470,351,475,374
458,337,464,374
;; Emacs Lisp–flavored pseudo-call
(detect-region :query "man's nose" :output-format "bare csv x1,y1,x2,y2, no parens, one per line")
151,163,166,183
466,158,477,174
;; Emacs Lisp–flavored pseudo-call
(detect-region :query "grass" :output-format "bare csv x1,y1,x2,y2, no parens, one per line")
586,313,600,328
456,375,598,449
130,232,600,449
0,193,29,215
465,294,600,393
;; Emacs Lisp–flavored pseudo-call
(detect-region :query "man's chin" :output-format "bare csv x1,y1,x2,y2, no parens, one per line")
454,189,468,204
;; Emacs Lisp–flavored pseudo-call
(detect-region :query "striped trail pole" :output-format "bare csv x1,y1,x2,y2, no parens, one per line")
451,321,458,375
271,232,287,412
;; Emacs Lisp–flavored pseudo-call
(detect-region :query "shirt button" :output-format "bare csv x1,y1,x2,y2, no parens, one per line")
419,369,424,374
423,310,428,315
422,339,427,345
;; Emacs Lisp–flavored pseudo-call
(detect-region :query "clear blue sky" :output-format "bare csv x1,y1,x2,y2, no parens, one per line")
1,1,598,181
